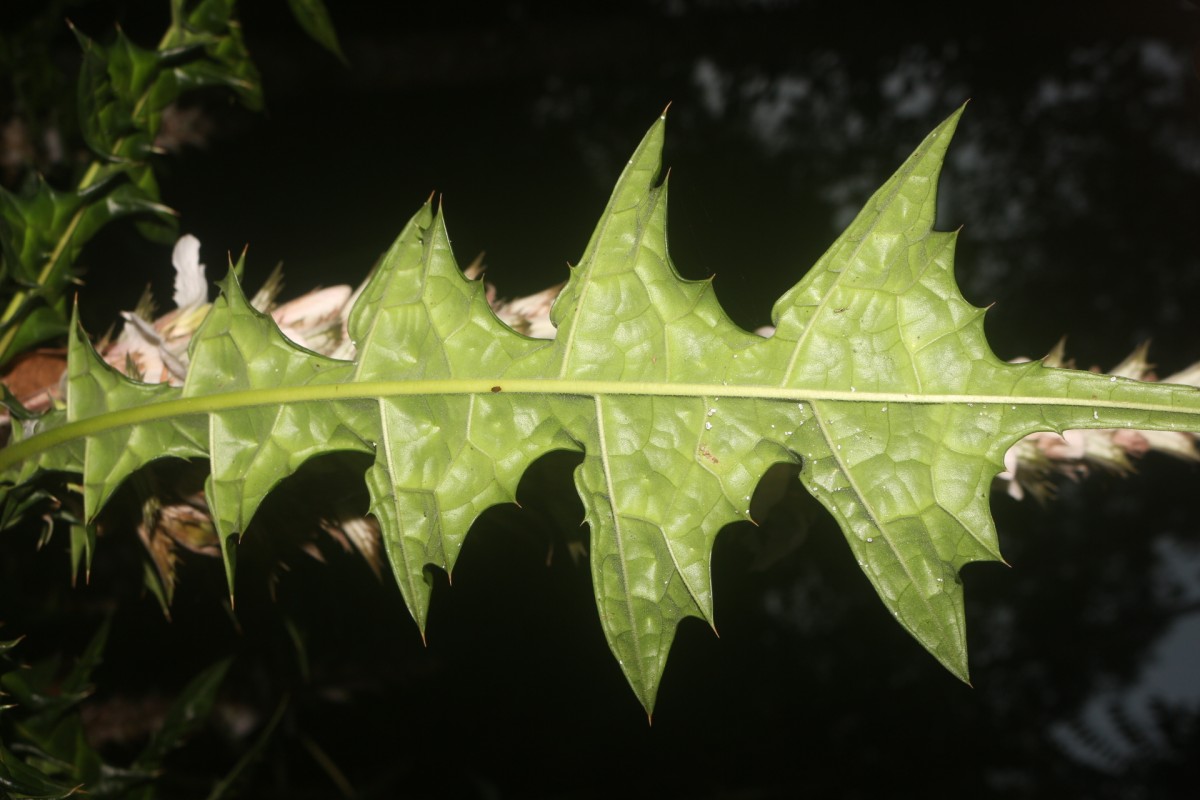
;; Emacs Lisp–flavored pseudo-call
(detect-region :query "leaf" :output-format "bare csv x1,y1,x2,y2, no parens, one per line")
285,0,348,65
0,744,81,800
0,617,109,735
135,657,232,769
203,694,287,800
3,108,1200,716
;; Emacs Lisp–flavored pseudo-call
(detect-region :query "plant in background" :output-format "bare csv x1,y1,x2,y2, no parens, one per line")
0,0,260,369
0,0,346,370
0,619,274,800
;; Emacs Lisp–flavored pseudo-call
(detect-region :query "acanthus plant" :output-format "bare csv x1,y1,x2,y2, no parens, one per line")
2,106,1199,716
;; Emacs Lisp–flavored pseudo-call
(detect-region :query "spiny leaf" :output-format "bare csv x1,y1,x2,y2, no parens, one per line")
3,108,1200,717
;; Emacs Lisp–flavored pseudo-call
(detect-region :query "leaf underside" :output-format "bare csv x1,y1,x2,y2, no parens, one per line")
4,107,1200,715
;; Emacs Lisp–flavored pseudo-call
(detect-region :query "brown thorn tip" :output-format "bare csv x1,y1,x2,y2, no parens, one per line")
711,623,720,639
425,189,436,204
661,101,672,117
420,630,428,648
647,711,654,727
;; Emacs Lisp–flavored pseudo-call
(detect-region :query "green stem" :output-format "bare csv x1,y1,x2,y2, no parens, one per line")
4,375,1199,474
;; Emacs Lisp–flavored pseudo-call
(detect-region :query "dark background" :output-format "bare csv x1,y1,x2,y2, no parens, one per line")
3,1,1200,797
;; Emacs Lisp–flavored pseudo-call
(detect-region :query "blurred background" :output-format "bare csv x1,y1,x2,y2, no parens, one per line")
2,0,1200,797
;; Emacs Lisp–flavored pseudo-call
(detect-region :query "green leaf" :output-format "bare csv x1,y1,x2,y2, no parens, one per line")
286,0,348,65
0,617,109,737
203,694,287,800
67,524,94,587
72,25,161,162
135,657,232,769
72,3,263,162
3,108,1200,716
57,615,110,699
0,744,81,800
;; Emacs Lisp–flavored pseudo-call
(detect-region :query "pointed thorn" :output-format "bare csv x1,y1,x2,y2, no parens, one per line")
661,100,672,118
446,570,454,587
512,499,523,510
425,189,436,205
1000,557,1013,568
420,629,428,648
711,623,720,639
646,711,654,727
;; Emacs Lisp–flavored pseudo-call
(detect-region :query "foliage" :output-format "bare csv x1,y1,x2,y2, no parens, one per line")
0,0,342,372
0,620,243,799
2,108,1199,717
0,0,266,368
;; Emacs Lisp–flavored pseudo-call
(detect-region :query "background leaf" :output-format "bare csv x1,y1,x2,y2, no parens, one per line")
285,0,348,65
